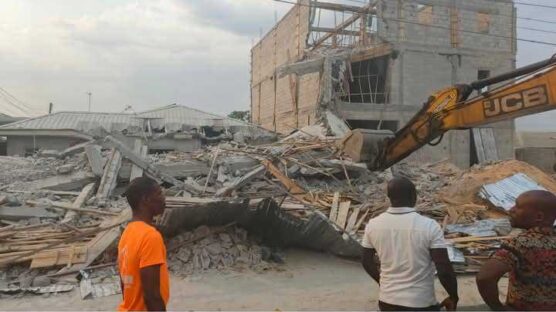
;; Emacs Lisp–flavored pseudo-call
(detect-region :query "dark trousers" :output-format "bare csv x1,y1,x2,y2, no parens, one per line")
379,301,440,311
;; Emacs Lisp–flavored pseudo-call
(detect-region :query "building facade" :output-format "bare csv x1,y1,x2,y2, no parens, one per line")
250,0,517,168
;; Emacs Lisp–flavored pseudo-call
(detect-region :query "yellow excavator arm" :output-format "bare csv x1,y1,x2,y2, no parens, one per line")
341,56,556,171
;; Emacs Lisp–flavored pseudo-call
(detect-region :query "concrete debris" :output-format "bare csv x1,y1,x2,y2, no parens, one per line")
1,122,556,299
56,164,74,175
168,226,277,276
0,284,74,295
79,268,121,299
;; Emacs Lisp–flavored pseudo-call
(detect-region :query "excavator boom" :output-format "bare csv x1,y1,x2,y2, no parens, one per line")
341,56,556,171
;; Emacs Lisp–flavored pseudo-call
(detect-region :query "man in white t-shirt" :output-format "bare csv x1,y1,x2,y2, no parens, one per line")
362,177,459,311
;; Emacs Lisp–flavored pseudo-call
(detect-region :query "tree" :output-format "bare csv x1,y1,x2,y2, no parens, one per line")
228,110,250,123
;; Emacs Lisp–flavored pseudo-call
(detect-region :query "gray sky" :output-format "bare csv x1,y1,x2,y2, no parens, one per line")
0,0,554,130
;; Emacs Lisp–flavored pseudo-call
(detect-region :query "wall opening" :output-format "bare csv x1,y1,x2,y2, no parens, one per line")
346,119,398,133
417,4,433,25
476,12,491,34
341,55,389,104
0,137,6,156
478,69,490,93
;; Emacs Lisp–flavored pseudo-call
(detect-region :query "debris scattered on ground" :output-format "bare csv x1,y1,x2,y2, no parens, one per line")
1,124,556,295
168,225,279,276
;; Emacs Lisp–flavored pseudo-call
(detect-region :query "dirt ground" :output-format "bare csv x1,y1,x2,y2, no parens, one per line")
1,249,503,311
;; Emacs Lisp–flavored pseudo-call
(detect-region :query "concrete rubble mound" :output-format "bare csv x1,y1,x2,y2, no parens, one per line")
168,225,277,277
1,124,555,297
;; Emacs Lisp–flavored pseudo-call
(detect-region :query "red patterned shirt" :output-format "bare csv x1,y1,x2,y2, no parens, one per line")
491,227,556,311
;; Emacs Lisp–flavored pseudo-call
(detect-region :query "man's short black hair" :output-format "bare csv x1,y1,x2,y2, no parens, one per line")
124,176,159,210
387,176,417,207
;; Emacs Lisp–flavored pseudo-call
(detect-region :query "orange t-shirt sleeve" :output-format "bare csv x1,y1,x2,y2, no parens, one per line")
139,230,166,269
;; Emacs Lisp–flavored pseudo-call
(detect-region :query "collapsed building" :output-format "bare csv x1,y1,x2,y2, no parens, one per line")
250,0,517,168
0,104,275,156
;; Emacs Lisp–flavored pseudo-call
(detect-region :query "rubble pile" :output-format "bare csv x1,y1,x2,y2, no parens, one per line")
1,123,556,295
0,153,88,186
168,225,275,276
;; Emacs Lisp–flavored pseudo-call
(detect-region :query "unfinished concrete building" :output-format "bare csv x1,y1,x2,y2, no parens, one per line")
250,0,516,168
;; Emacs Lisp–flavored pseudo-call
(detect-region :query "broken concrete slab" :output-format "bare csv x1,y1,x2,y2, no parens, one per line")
60,141,92,158
38,150,61,158
217,156,259,173
156,162,210,179
56,164,74,175
85,144,105,177
0,207,58,221
31,172,97,192
0,284,74,295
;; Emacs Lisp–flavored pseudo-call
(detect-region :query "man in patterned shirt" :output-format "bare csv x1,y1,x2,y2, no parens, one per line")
476,190,556,311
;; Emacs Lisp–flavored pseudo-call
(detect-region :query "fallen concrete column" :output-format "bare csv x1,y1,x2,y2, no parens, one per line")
103,135,184,188
85,144,105,177
96,148,122,206
130,139,147,181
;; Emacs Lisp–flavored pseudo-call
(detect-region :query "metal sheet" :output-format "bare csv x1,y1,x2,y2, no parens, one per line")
479,173,547,211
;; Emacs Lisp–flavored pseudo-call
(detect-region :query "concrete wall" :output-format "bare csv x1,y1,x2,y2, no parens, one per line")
6,136,87,156
250,0,315,133
516,148,556,173
375,0,516,168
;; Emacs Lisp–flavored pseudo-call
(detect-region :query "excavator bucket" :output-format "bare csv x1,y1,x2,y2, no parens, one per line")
339,129,394,164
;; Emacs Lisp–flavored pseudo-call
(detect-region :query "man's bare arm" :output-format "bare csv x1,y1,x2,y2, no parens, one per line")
140,265,166,311
362,248,380,285
431,248,458,309
476,259,512,311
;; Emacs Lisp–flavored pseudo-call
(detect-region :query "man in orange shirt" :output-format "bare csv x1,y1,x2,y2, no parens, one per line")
118,177,169,311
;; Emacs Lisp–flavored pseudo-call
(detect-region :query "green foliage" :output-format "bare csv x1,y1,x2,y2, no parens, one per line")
228,110,250,122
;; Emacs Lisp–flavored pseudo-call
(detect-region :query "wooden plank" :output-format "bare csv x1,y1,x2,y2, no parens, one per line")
130,139,147,181
335,201,351,230
447,235,511,244
85,144,105,177
260,159,319,207
73,183,96,208
345,207,360,233
61,182,97,224
30,245,88,269
55,208,132,275
329,192,340,221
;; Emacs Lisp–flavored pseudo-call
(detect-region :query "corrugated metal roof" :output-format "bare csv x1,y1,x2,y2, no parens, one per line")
137,104,247,128
479,173,547,211
0,112,141,131
0,105,253,133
